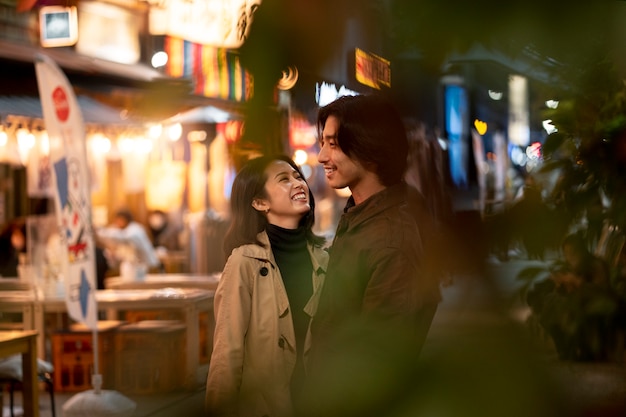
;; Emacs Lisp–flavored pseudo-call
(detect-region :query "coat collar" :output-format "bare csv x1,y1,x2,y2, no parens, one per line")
237,231,273,261
337,183,408,236
237,230,328,322
238,231,328,274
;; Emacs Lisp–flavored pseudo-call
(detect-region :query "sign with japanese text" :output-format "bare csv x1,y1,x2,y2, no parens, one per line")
355,48,391,90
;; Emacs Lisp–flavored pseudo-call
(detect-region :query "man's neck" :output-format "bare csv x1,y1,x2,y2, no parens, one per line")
350,177,386,205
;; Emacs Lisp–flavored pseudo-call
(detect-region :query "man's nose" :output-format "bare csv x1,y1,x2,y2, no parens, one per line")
317,145,328,163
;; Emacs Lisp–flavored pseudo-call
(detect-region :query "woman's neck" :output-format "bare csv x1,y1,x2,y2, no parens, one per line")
266,215,300,229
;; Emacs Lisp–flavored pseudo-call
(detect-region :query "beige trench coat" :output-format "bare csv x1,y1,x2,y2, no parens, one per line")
205,231,327,417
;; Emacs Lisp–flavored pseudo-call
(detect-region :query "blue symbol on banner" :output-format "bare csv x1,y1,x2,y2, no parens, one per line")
54,158,69,208
79,269,91,318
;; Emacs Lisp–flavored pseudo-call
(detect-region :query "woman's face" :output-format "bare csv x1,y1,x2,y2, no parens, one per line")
254,160,310,229
11,229,25,252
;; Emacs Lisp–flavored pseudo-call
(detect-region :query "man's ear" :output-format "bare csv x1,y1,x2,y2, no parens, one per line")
252,198,269,213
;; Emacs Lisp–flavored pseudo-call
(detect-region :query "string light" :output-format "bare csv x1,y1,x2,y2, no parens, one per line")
168,123,183,141
0,126,7,147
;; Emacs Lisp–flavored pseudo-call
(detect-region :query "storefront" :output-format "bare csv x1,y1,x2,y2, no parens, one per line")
0,1,250,276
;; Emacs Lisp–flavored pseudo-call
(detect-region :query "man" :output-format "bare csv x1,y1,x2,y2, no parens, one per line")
98,209,161,275
298,94,443,417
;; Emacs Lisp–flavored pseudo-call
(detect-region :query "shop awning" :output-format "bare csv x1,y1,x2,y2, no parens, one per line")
0,39,175,84
0,39,248,122
0,95,138,126
166,103,244,124
0,39,197,120
444,43,564,87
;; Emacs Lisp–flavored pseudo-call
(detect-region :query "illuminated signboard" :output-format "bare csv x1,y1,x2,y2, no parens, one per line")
39,6,78,47
355,48,391,90
75,1,141,64
315,81,358,107
150,0,262,48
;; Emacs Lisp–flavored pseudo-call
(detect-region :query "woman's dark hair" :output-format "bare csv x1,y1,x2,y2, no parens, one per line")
317,94,409,186
0,217,27,276
223,154,324,257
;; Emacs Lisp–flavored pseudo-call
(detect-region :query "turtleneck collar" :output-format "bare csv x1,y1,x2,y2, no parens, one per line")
266,223,307,252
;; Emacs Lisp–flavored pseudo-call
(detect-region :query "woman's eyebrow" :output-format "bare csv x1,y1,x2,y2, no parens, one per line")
273,170,293,179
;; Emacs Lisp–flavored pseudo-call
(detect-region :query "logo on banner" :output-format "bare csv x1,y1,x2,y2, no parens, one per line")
52,87,70,122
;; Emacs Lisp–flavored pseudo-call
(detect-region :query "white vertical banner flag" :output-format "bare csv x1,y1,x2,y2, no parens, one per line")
35,54,98,329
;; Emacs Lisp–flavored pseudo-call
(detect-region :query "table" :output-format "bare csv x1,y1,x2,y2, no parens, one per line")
0,290,36,332
0,284,62,362
0,330,39,417
36,288,214,389
105,273,221,291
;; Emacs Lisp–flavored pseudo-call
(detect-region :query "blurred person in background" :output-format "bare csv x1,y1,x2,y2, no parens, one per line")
147,209,184,251
97,208,161,276
297,94,443,417
205,155,327,417
0,217,27,277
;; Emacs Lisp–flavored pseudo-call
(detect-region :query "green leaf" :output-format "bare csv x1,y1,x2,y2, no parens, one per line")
515,266,550,282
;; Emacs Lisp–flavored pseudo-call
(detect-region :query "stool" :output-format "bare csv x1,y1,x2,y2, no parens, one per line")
115,320,185,394
0,355,56,417
51,321,123,392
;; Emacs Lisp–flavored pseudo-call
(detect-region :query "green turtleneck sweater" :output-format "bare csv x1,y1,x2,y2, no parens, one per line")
266,223,313,396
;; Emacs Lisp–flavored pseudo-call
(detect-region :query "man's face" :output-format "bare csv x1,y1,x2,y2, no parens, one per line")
113,216,129,229
317,115,369,192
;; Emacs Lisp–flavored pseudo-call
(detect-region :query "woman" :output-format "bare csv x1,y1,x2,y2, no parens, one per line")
205,155,327,417
0,217,27,277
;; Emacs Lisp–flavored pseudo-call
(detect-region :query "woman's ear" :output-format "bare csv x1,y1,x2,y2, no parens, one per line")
252,198,270,213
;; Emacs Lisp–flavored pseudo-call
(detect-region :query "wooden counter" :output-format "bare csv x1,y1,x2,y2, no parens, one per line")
0,330,39,417
37,288,214,389
105,273,221,291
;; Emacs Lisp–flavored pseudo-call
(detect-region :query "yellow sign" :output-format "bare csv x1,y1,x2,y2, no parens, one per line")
355,48,391,89
474,119,488,135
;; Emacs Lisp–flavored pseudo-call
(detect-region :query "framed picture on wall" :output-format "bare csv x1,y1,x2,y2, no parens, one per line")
39,6,78,47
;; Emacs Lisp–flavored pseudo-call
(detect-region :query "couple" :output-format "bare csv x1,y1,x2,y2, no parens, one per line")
205,94,443,417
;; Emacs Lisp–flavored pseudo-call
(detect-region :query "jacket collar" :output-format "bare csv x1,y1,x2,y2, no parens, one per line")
238,231,273,261
237,230,329,335
337,183,407,236
237,231,327,274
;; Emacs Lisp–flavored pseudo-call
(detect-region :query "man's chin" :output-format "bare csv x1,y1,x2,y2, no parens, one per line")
330,185,352,197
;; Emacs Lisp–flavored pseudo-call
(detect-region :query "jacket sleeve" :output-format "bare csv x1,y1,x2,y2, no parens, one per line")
205,251,253,416
362,247,422,316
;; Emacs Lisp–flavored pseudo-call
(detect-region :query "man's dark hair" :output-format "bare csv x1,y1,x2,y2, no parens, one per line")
114,209,133,224
317,94,409,186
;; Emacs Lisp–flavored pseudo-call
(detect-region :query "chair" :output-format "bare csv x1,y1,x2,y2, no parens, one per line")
0,355,56,417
